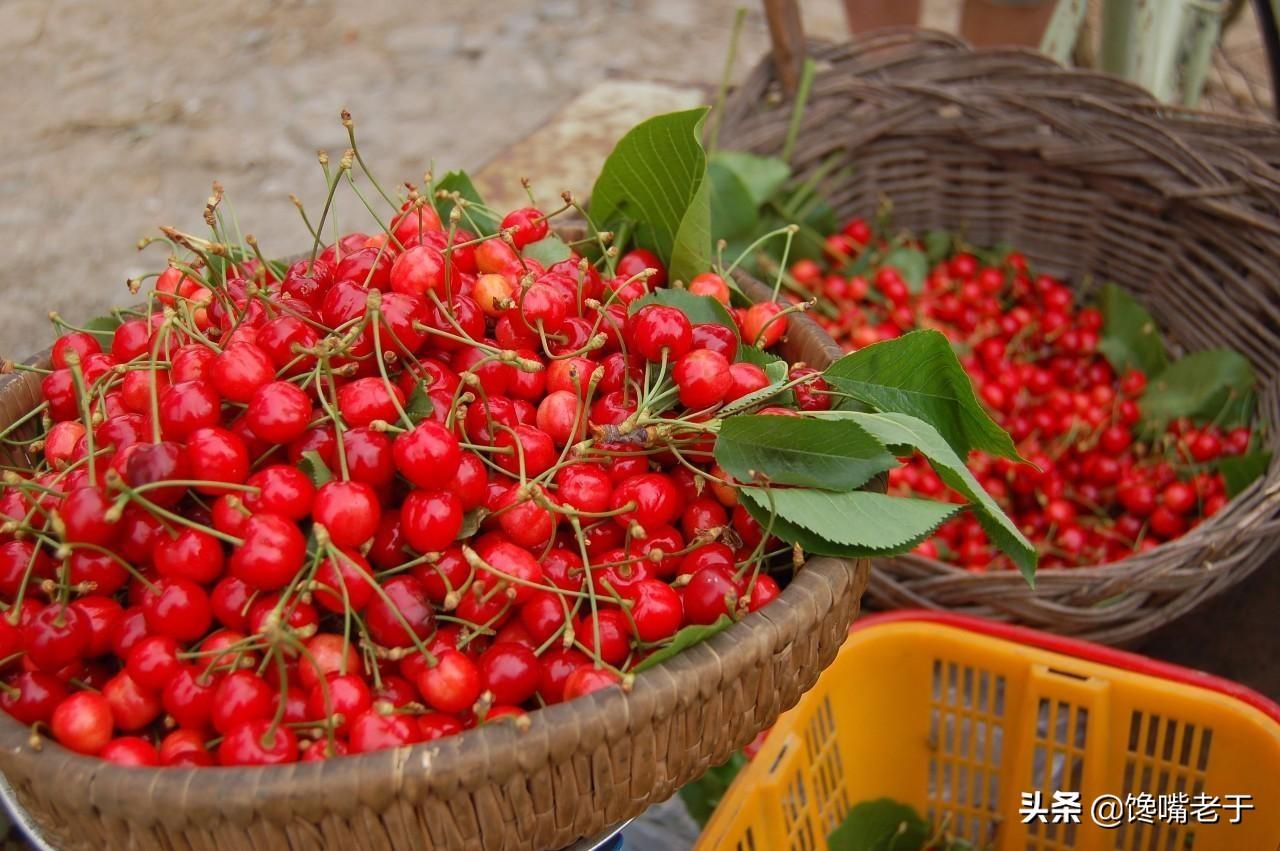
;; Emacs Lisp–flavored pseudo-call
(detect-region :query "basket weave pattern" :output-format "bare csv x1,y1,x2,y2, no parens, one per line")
0,277,867,850
718,29,1280,644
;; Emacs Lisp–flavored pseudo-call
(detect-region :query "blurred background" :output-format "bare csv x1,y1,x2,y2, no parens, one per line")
0,0,1272,357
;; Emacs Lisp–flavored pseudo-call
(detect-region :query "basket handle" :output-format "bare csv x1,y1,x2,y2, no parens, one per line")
762,0,808,94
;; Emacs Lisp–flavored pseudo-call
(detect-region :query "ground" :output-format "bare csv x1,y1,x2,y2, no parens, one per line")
0,0,850,357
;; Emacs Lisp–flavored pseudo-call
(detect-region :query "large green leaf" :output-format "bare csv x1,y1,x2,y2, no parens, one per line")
828,798,931,851
589,108,712,285
817,411,1037,584
632,615,733,673
708,151,790,207
823,330,1022,461
739,488,961,557
707,159,758,242
714,415,897,492
629,287,737,333
1219,450,1272,498
1140,348,1255,427
1097,283,1168,377
433,170,499,235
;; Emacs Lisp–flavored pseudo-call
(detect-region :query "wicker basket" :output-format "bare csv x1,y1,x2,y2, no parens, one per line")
717,28,1280,645
0,275,867,850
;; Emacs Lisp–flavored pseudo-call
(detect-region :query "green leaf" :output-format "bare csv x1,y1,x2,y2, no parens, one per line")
1097,283,1168,377
81,314,123,347
433,170,499,235
629,287,737,333
1219,451,1272,498
457,508,487,541
521,235,573,266
633,615,734,673
708,159,758,242
709,151,790,207
823,330,1022,461
882,247,929,293
817,411,1037,584
298,450,333,488
735,345,787,380
589,108,712,285
679,752,748,827
715,415,897,492
1140,349,1256,427
405,383,435,423
739,488,961,557
923,230,953,263
828,798,930,851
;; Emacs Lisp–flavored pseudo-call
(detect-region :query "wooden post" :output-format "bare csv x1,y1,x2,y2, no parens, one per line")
762,0,806,95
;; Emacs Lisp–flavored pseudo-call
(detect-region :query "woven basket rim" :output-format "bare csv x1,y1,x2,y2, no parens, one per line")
0,269,859,821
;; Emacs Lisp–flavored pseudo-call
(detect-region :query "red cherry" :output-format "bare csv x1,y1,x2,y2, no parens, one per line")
101,736,160,766
306,673,372,731
683,566,739,625
313,546,376,612
124,441,191,507
673,349,732,409
500,207,549,248
211,671,274,735
159,729,213,767
616,249,666,288
22,604,90,672
337,377,406,428
162,666,218,730
611,473,682,531
210,343,274,403
58,487,120,546
418,712,463,742
562,665,620,701
230,513,307,589
688,273,731,305
392,422,462,489
627,305,692,362
153,527,225,584
1162,481,1197,515
218,719,298,765
725,362,770,402
313,480,381,547
400,489,464,554
158,380,222,440
575,609,632,666
141,577,213,642
741,302,787,347
365,576,435,648
51,692,113,755
745,574,781,611
626,579,683,642
473,539,543,605
52,332,103,370
347,709,419,753
0,671,68,725
245,464,315,519
298,634,362,689
479,642,539,705
247,381,314,444
103,671,162,731
184,427,251,495
126,634,182,690
412,546,471,605
414,649,481,714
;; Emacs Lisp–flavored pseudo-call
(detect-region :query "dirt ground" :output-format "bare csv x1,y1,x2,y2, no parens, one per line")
0,0,846,358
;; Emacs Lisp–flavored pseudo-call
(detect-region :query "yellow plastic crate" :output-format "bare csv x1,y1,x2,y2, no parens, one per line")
697,612,1280,851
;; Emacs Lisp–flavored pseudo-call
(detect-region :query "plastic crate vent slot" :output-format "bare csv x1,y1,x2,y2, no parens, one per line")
928,659,1007,847
804,694,850,836
1113,710,1214,851
734,826,757,851
1024,695,1088,851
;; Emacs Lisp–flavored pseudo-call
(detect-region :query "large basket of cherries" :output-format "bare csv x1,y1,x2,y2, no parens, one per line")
0,109,1030,850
